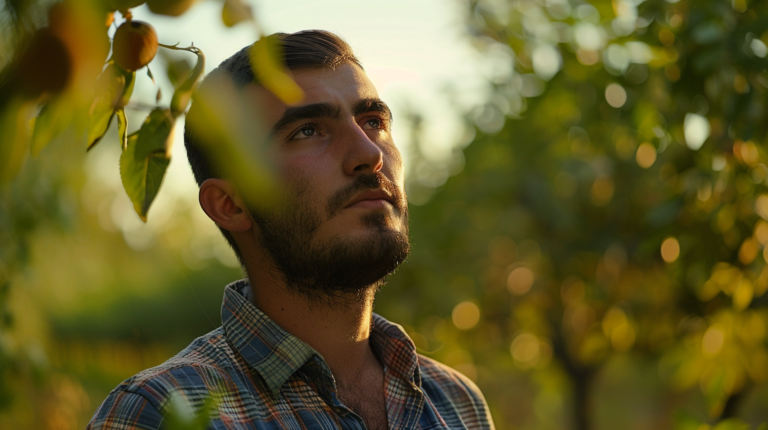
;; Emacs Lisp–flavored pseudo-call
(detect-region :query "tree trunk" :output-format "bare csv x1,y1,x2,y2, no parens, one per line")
572,371,592,430
719,387,749,422
548,315,596,430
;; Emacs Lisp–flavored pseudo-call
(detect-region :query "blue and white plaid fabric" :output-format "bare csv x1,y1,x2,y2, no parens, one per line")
87,280,494,429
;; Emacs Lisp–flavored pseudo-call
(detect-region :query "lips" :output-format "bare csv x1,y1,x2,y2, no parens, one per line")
344,189,395,209
326,172,404,217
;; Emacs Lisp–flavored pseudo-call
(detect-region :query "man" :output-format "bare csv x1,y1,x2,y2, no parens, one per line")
88,30,494,430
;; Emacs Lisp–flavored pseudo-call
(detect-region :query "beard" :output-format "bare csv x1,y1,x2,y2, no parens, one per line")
250,172,410,304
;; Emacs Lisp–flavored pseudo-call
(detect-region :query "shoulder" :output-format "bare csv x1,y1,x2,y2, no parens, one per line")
87,328,240,430
86,389,163,430
417,354,495,429
417,354,485,404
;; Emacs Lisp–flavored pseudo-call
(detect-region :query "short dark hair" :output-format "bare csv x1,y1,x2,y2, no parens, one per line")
184,30,362,265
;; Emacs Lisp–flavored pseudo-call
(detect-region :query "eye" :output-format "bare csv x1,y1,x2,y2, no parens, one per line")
290,125,318,140
362,118,385,130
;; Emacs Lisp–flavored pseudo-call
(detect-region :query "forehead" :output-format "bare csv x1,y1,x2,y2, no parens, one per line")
255,62,379,125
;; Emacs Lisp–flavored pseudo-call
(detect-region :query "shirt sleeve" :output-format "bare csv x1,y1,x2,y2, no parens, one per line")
86,389,164,430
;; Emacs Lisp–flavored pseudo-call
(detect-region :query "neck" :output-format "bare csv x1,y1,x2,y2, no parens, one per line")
244,256,381,382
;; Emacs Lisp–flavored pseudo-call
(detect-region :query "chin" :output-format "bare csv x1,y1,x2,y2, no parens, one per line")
295,215,410,297
254,197,410,301
361,210,407,231
326,210,404,236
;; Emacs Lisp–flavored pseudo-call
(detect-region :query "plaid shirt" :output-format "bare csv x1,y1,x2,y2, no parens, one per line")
87,280,494,429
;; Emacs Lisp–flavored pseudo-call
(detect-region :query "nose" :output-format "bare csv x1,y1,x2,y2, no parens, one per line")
341,122,384,176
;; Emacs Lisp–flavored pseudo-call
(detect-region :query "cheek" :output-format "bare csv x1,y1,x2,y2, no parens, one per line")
383,145,405,185
282,153,337,186
280,156,336,210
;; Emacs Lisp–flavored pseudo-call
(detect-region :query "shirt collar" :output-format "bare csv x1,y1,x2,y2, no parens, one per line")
221,279,319,395
221,279,422,395
370,314,425,429
370,314,421,385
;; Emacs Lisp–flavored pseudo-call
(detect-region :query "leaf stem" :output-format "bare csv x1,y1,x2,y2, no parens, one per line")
158,43,203,55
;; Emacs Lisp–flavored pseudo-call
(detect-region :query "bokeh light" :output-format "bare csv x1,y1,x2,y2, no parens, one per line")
604,83,626,108
702,325,725,357
511,333,545,369
506,266,534,295
635,142,656,168
683,113,710,150
660,237,680,263
452,301,480,330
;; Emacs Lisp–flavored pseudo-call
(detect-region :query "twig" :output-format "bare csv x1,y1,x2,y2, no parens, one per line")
158,43,202,56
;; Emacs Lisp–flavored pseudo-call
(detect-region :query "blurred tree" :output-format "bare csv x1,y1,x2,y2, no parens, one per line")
0,0,298,424
381,0,768,429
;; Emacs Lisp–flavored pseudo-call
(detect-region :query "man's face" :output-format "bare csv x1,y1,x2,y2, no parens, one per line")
248,62,410,299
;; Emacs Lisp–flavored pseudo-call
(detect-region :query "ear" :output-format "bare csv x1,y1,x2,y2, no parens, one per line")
199,179,252,232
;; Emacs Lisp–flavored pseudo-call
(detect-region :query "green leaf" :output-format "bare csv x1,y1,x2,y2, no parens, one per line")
86,108,114,151
712,419,750,430
170,48,205,118
119,132,171,222
249,36,304,104
147,65,155,84
0,98,36,184
120,108,175,221
136,108,174,161
87,64,135,151
116,109,128,151
118,67,136,109
31,96,73,156
674,410,707,430
162,52,193,88
162,391,218,430
221,0,253,27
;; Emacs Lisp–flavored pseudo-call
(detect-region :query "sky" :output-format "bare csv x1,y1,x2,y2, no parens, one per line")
86,0,494,255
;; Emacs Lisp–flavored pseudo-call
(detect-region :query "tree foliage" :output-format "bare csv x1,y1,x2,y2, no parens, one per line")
381,0,768,428
0,0,294,426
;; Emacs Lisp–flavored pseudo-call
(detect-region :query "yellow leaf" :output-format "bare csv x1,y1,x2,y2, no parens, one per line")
733,279,754,311
87,64,135,151
186,74,278,210
31,95,75,156
221,0,252,27
249,36,304,105
170,48,205,118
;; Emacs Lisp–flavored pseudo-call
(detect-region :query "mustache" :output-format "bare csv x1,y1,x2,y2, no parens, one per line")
326,172,406,218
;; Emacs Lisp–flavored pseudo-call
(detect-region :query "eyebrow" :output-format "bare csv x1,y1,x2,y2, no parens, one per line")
352,98,393,122
269,97,393,136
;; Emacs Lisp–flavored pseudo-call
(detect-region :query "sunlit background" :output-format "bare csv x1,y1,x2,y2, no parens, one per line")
3,0,768,429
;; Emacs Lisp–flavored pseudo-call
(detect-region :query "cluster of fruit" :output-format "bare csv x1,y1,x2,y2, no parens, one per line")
2,0,276,221
108,0,203,69
11,2,104,100
8,0,200,104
